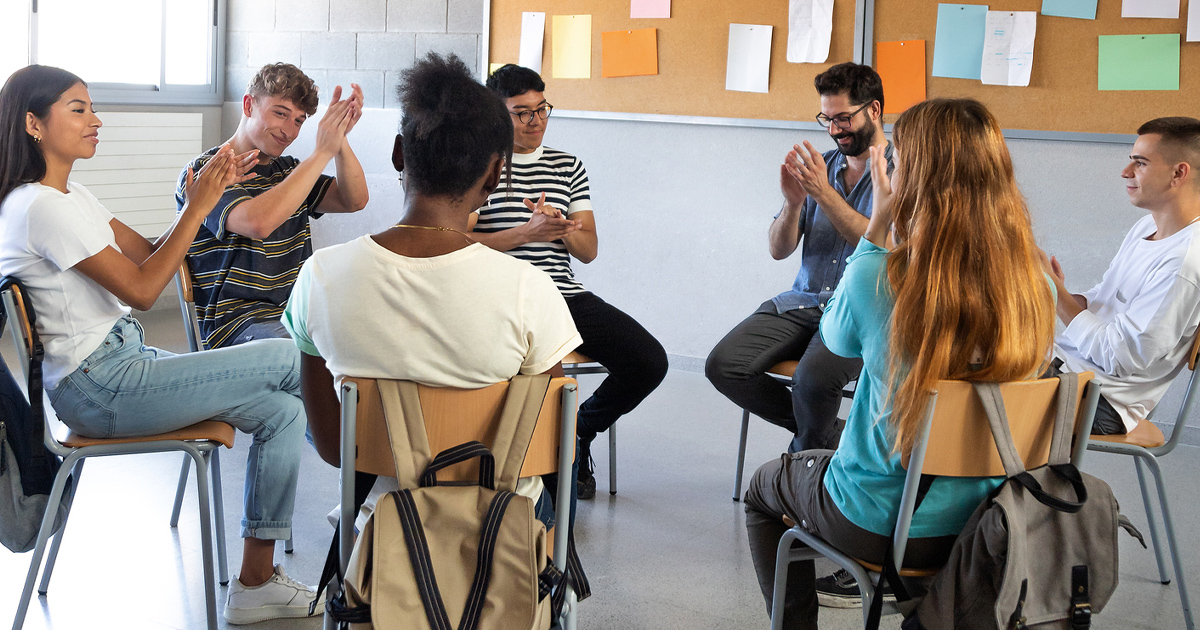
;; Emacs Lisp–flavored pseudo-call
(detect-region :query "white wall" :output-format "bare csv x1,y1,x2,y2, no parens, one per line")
224,0,1199,438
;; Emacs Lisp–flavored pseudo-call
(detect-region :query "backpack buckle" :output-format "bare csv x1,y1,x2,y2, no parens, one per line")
1071,603,1092,629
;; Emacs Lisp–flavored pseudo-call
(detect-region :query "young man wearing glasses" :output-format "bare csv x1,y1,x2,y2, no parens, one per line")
706,61,892,608
470,64,669,501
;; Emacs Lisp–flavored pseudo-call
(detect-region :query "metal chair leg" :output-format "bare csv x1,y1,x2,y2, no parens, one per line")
1134,456,1171,584
188,448,220,630
285,535,294,554
170,453,191,527
209,449,229,585
608,424,617,495
1140,453,1195,630
734,409,750,501
38,458,84,596
13,452,80,630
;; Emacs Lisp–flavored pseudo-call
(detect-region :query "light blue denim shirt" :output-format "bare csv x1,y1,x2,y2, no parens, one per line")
770,143,892,314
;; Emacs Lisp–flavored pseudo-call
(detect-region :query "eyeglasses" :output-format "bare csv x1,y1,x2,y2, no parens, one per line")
509,104,554,125
815,102,871,129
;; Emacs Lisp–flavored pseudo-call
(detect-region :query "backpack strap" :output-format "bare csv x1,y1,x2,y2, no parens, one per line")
393,488,517,630
377,380,435,488
490,374,552,493
1047,373,1078,467
973,382,1029,478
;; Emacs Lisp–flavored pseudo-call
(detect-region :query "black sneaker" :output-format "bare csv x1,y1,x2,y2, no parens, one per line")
577,438,597,501
815,569,895,608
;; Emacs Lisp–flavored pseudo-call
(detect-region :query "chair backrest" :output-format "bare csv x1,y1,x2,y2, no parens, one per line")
2,282,36,383
345,376,575,481
912,372,1097,477
174,262,204,353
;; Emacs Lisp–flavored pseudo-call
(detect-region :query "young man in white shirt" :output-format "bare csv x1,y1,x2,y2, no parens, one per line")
1047,117,1200,434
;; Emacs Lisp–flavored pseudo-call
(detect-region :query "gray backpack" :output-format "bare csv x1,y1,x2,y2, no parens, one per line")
903,377,1142,630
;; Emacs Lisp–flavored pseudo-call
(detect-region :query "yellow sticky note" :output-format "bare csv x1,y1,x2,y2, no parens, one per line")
552,15,592,79
489,62,505,74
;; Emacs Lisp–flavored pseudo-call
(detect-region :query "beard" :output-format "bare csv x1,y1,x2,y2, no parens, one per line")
831,123,876,157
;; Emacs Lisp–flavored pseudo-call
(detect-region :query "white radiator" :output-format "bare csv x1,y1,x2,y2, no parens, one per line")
70,112,204,238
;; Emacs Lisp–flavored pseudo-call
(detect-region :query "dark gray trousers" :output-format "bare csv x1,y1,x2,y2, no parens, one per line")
744,451,957,630
706,303,862,451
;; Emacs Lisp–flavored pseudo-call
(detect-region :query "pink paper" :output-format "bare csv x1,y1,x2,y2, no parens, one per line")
631,0,670,19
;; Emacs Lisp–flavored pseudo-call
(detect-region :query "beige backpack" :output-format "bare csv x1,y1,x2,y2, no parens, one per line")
333,375,566,630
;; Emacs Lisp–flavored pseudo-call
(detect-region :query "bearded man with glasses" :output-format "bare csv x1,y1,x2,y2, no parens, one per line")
706,61,893,607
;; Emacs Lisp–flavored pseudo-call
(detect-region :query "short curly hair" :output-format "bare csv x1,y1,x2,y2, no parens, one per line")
246,63,319,116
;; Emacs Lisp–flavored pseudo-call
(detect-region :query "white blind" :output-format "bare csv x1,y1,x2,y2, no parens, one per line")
71,112,203,238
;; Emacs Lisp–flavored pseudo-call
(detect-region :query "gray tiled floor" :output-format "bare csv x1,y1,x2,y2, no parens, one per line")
1,309,1197,629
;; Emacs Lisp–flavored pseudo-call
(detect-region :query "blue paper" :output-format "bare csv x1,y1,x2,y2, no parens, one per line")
932,3,989,80
1041,0,1098,19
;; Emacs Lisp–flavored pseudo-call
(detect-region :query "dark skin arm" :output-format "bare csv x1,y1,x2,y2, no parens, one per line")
300,352,566,467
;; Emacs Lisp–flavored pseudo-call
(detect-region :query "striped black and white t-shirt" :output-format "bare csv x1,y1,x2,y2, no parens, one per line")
477,145,592,296
177,146,333,349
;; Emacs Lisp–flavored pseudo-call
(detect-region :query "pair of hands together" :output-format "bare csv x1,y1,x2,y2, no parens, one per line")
314,84,365,158
522,192,583,242
781,140,896,248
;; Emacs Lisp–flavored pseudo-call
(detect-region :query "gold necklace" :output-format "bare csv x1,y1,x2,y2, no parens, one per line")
392,223,475,245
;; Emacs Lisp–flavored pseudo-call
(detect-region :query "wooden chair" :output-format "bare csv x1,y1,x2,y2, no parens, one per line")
330,375,582,629
1086,333,1200,630
2,280,235,630
731,361,856,501
769,373,1099,629
170,264,290,562
561,351,618,495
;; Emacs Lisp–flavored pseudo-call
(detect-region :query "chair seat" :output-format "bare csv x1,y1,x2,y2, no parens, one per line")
768,361,799,378
61,420,236,449
562,351,597,365
781,515,940,578
1090,419,1166,449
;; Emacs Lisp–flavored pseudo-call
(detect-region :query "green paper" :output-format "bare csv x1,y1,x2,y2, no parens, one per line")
1098,34,1179,91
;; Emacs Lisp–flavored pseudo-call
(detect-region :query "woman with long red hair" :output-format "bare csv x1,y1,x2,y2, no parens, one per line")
743,98,1055,629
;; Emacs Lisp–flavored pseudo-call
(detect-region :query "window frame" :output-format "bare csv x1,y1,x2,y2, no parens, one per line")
25,0,226,106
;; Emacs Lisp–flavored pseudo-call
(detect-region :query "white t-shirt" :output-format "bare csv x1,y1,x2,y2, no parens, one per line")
1055,215,1200,431
281,237,583,502
0,182,130,387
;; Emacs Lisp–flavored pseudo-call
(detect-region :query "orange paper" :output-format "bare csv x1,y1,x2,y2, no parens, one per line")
876,40,926,114
601,28,658,78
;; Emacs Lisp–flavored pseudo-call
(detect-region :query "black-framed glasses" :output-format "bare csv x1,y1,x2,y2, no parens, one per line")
510,104,554,124
815,102,871,129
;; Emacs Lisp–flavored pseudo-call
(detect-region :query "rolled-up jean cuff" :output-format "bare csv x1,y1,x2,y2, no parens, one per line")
242,522,291,541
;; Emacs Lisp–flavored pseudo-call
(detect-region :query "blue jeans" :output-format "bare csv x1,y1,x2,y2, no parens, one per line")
47,316,307,540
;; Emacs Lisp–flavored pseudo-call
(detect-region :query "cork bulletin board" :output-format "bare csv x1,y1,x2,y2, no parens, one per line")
486,0,862,124
874,0,1198,135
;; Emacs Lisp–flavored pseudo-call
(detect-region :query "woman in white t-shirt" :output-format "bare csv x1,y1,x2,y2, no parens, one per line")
0,65,329,624
281,53,581,527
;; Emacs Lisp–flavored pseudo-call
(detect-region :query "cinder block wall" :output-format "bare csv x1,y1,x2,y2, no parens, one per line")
226,0,483,108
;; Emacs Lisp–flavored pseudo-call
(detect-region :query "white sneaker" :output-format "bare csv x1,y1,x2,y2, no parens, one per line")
223,564,323,625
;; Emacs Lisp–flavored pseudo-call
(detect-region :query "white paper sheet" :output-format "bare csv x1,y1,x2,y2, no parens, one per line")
519,12,546,74
787,0,835,63
1188,0,1200,42
981,11,1037,86
1121,0,1179,19
726,24,773,93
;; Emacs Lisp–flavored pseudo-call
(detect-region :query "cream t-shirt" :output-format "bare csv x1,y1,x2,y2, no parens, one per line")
281,236,583,502
0,182,130,387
